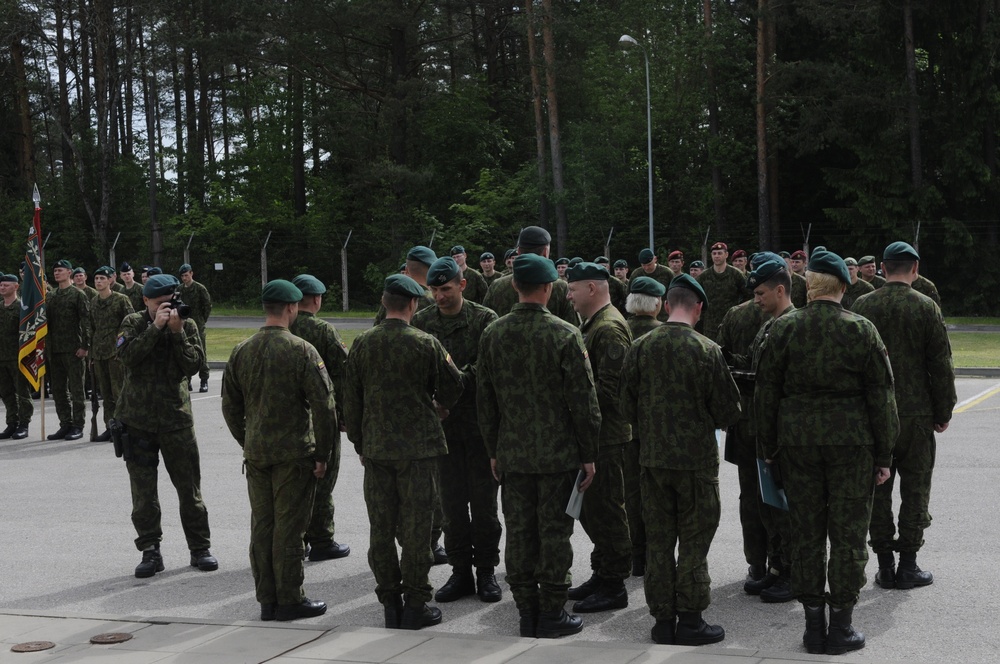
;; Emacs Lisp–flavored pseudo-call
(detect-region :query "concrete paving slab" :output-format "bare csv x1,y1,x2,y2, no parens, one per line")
42,646,168,663
386,634,534,664
280,628,431,662
504,640,645,664
108,623,241,653
177,625,325,658
9,619,149,646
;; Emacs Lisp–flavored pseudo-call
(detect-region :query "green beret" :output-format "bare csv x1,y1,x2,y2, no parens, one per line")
147,267,163,276
614,259,628,269
567,262,610,282
555,257,570,266
503,249,517,260
750,252,783,269
517,226,551,248
120,261,132,272
669,273,709,309
638,248,655,264
427,256,461,286
72,267,86,276
53,259,73,270
843,257,858,267
178,263,193,274
883,241,920,262
513,253,558,284
813,245,827,253
594,256,610,265
689,260,705,269
292,274,327,295
568,257,584,267
94,266,114,278
630,275,665,297
143,274,180,297
384,273,425,298
450,245,466,256
0,274,18,283
807,249,850,284
858,255,876,267
261,279,303,304
746,259,785,290
480,251,494,261
406,246,436,267
779,251,791,259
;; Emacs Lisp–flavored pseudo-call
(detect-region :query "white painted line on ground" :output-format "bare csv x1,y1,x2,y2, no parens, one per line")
955,381,1000,413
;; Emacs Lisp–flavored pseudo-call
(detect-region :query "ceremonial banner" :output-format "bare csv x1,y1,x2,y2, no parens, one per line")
19,198,47,391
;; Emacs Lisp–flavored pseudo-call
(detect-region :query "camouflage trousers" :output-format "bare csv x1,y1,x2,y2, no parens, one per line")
501,470,577,613
125,426,211,552
364,456,439,605
439,432,501,569
778,445,874,609
305,436,342,547
92,358,124,428
622,439,645,556
0,360,32,426
246,458,316,605
196,325,209,381
869,417,935,555
641,465,721,620
580,444,632,580
730,421,769,569
49,352,86,428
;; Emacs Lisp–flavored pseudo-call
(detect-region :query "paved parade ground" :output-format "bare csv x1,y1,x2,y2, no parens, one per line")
0,378,998,663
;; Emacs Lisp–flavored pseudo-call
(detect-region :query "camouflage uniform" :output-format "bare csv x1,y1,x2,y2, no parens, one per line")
222,326,337,606
461,268,489,304
178,278,212,381
852,283,956,558
0,298,32,428
116,310,211,552
343,319,463,606
620,322,742,622
862,274,886,290
696,264,748,341
373,287,434,325
481,271,502,288
608,276,628,319
120,282,145,312
912,274,941,307
47,285,91,429
790,272,808,309
412,299,501,570
754,301,899,609
76,284,98,301
289,311,349,550
89,291,134,427
628,265,673,322
477,303,601,614
842,277,874,311
482,273,578,325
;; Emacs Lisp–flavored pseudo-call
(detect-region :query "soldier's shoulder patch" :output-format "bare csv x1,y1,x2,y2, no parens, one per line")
582,349,589,360
317,360,326,371
115,333,126,348
607,343,624,360
445,352,453,364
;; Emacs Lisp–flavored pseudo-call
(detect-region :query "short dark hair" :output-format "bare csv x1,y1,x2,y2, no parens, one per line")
882,259,915,276
512,279,548,297
263,302,288,317
666,286,699,310
761,268,792,293
405,259,430,280
382,291,414,312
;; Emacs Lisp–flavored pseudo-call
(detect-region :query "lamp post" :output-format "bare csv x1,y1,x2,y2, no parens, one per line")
620,34,654,252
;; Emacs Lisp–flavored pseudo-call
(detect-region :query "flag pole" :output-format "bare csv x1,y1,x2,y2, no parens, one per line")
33,185,46,440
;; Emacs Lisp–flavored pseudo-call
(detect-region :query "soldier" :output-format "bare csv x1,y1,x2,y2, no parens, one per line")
697,242,748,341
613,259,630,283
89,266,134,441
620,274,741,646
72,267,98,301
912,273,942,308
109,269,124,294
116,274,218,579
731,250,748,273
412,257,502,605
478,253,601,638
666,250,685,277
779,251,792,270
178,264,212,392
344,274,464,630
754,249,898,656
222,279,335,622
857,256,886,289
595,256,628,319
555,257,570,280
450,245,489,304
628,249,674,322
841,257,874,310
564,262,633,613
479,252,501,287
289,274,351,563
482,227,578,325
46,259,90,441
140,266,151,284
789,250,807,276
0,274,31,439
688,260,705,278
502,249,516,274
119,262,145,311
852,242,956,591
373,246,436,326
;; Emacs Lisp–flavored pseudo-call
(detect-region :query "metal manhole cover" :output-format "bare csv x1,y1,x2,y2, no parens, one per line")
90,632,133,644
11,641,56,652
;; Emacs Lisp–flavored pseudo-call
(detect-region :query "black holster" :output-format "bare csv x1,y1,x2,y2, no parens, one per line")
109,419,132,461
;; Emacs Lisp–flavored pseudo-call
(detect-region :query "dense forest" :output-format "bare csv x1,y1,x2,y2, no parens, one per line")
1,1,998,313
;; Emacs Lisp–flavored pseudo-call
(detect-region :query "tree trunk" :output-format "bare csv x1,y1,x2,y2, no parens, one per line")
139,17,161,265
54,0,74,170
704,0,724,235
184,47,202,205
10,36,36,192
121,0,135,159
79,0,91,121
524,0,549,230
291,70,307,216
755,0,771,250
540,0,567,256
172,52,186,213
903,0,923,190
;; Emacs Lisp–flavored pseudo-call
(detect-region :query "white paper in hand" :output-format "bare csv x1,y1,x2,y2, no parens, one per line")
565,470,586,520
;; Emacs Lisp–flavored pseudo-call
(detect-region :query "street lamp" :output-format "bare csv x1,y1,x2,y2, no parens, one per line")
619,34,654,252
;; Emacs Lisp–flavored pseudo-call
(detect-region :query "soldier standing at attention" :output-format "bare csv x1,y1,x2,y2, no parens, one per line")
564,262,633,614
289,274,351,563
754,249,898,656
479,252,501,287
89,267,134,442
731,250,748,273
450,246,489,304
72,267,98,301
47,259,90,441
697,242,747,341
628,249,674,322
841,258,874,310
857,256,886,289
594,256,628,319
373,246,436,326
554,257,570,280
116,274,217,579
223,279,336,622
119,263,145,311
688,260,705,278
666,250,685,278
478,253,601,638
620,274,741,646
852,242,956,591
789,250,809,308
177,264,212,392
613,259,630,284
344,274,464,630
0,274,31,439
412,257,502,605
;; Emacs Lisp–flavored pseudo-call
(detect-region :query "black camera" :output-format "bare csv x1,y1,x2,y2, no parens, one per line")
169,288,192,319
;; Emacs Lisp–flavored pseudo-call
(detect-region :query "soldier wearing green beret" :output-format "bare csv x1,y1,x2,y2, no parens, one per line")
118,263,145,311
502,249,516,274
116,274,217,579
555,257,570,281
72,266,99,301
613,259,630,284
620,274,741,647
345,273,464,630
450,245,489,304
373,246,437,326
841,257,874,310
89,266,134,441
0,274,31,439
223,279,335,621
47,259,90,441
412,257,503,605
625,277,664,340
628,249,673,322
852,242,955,593
754,249,898,656
289,274,351,563
696,242,749,341
478,252,501,287
688,260,704,278
858,256,886,289
177,264,212,392
595,257,628,319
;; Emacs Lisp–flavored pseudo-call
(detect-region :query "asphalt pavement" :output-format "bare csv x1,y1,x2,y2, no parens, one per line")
1,378,998,663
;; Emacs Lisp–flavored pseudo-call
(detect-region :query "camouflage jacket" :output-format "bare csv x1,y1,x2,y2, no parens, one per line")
754,300,899,467
620,322,741,470
718,299,767,362
580,304,633,445
862,274,887,290
482,273,578,325
791,272,808,308
852,282,956,424
411,299,497,429
178,279,212,328
482,271,502,287
47,285,91,353
697,264,748,341
628,264,674,322
120,282,145,312
912,274,941,307
89,292,135,360
222,326,337,465
76,284,98,301
0,298,19,361
461,268,489,304
478,303,601,473
115,311,204,432
112,282,125,294
344,318,463,460
627,315,661,341
289,311,349,422
373,286,434,325
843,277,874,311
608,276,628,319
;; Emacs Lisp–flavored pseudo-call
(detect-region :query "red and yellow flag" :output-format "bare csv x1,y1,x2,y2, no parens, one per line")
19,202,47,391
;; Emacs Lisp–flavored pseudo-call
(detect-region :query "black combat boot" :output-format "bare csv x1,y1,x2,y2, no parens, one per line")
632,552,646,577
760,569,794,603
135,546,164,578
64,427,83,441
743,564,775,595
826,606,865,655
675,611,725,646
802,604,827,655
383,594,403,628
309,541,351,561
431,543,448,566
650,617,676,644
199,378,209,393
93,430,112,442
874,552,896,589
47,425,70,441
276,598,327,621
435,566,476,602
567,573,600,600
536,608,583,638
519,607,539,637
399,599,442,630
260,603,277,621
476,567,502,602
190,549,219,571
12,424,28,440
895,551,933,589
0,424,16,439
573,578,627,613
